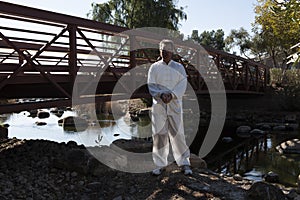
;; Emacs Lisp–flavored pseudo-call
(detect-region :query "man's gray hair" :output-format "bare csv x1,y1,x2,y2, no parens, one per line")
159,39,175,51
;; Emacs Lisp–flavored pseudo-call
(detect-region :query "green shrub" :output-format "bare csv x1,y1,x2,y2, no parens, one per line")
270,68,300,111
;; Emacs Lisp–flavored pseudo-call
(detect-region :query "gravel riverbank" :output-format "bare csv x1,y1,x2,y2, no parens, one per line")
0,138,297,200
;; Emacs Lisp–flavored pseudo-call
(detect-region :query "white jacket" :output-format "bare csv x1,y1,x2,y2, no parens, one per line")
147,59,187,117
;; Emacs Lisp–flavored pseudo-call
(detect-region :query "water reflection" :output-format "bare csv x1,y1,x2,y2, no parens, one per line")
97,114,117,128
207,131,300,187
250,132,300,186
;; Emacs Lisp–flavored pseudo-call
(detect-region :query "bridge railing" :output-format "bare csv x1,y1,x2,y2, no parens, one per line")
0,2,134,99
0,1,268,101
205,47,268,94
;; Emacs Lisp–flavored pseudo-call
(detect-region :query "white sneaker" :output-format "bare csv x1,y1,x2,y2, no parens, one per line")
182,165,192,175
152,168,162,176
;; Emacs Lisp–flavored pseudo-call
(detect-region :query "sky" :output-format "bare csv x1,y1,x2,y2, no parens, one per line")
1,0,257,37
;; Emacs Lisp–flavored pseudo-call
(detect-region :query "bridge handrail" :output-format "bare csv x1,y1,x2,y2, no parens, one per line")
0,2,128,33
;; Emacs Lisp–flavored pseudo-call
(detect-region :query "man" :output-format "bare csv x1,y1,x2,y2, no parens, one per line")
147,39,192,175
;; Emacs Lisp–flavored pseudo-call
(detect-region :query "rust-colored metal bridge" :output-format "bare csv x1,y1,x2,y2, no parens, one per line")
0,2,268,114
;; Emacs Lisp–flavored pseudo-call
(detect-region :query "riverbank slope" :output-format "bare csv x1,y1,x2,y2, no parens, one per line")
0,138,297,200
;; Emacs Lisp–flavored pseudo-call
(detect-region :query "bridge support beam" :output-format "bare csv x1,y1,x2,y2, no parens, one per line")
68,25,77,97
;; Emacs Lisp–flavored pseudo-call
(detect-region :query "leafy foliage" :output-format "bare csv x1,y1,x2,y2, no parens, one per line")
87,0,187,30
190,29,225,50
225,28,252,58
253,0,300,68
270,68,300,110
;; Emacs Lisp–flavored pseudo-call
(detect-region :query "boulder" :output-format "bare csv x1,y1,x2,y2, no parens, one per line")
264,171,279,183
37,110,50,119
222,137,233,143
260,124,272,131
276,139,300,154
66,141,78,148
58,119,63,126
54,112,64,118
236,126,251,133
62,116,88,132
50,108,64,117
189,154,207,169
50,107,59,113
66,107,73,111
35,122,47,126
28,109,38,117
255,123,273,130
247,181,287,200
250,129,265,136
273,125,286,131
236,126,251,138
233,174,243,181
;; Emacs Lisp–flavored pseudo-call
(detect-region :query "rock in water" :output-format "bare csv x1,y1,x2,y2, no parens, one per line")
236,126,251,138
37,110,50,119
264,171,279,183
62,116,88,132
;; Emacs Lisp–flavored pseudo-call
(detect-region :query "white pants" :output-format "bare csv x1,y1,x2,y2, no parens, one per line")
152,113,191,167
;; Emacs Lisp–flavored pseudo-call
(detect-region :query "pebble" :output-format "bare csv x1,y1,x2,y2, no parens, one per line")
233,174,243,181
78,181,85,186
113,195,123,200
129,186,137,194
87,182,102,191
3,188,11,195
71,171,78,177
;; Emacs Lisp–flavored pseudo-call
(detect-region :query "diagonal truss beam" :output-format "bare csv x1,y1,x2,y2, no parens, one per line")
77,28,111,68
75,32,130,96
0,28,71,98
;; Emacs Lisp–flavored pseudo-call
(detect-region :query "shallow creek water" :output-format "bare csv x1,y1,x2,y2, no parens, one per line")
2,109,300,187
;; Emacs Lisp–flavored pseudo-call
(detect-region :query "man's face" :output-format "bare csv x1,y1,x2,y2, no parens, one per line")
160,43,173,62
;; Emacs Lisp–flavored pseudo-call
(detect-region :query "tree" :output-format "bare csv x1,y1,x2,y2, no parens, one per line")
88,0,187,30
253,0,300,68
190,29,225,50
225,28,252,58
